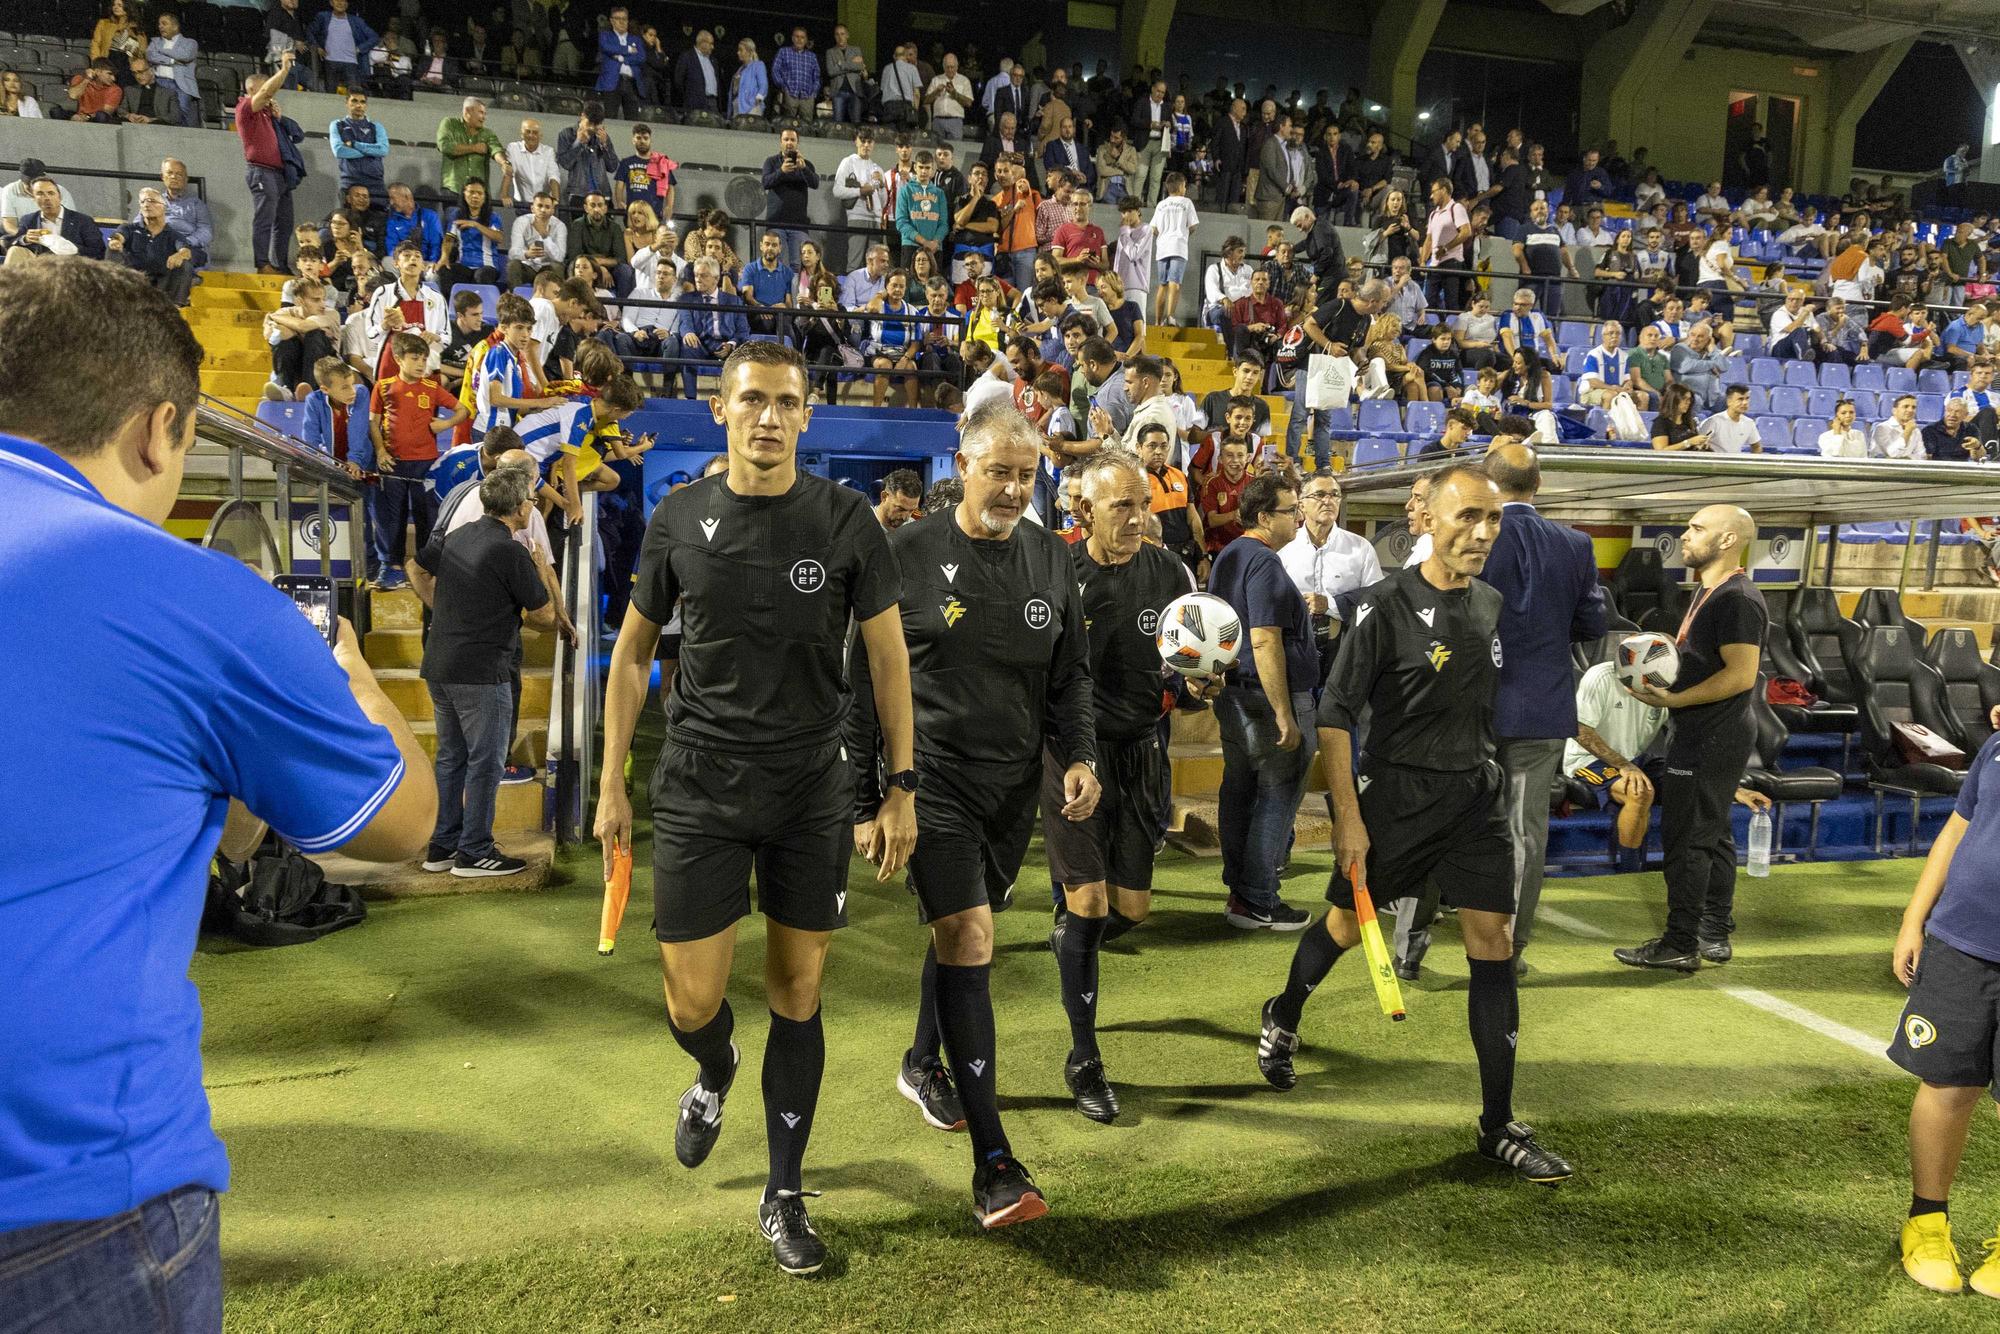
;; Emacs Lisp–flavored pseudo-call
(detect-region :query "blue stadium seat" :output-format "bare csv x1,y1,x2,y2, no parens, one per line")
1351,437,1401,467
1748,357,1782,385
1585,407,1609,436
1849,389,1878,418
1746,385,1770,415
1852,364,1885,391
1818,362,1851,390
1357,400,1404,437
1551,374,1574,405
1404,400,1445,437
1919,368,1950,394
1783,361,1818,388
511,285,535,300
1883,366,1918,394
1736,333,1766,359
1953,370,1972,391
1558,320,1593,349
448,282,501,322
1916,392,1945,421
1754,416,1792,450
1322,405,1355,435
1768,386,1806,416
256,400,306,436
1806,387,1841,420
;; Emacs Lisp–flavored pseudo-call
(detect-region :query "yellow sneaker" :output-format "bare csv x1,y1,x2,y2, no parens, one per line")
1970,1233,2000,1299
1902,1213,1964,1294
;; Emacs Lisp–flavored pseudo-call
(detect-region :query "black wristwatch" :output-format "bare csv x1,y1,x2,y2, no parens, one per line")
885,769,920,794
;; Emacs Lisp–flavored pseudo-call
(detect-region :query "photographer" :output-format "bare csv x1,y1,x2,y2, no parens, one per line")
760,127,821,269
0,259,434,1329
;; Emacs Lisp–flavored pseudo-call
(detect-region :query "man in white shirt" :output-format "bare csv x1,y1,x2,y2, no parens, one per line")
505,119,559,208
1957,360,2000,417
1700,385,1762,454
1133,78,1170,206
1693,182,1732,226
1279,471,1382,686
1831,242,1886,303
831,128,887,272
1870,393,1926,460
506,191,566,286
1817,399,1867,457
923,53,972,141
1768,289,1816,360
1562,659,1668,872
1201,236,1255,337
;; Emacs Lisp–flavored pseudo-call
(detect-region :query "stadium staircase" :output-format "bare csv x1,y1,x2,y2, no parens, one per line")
184,270,287,414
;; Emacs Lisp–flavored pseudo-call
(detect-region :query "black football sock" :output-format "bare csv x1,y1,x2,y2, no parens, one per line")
1272,916,1346,1031
934,961,1009,1163
1911,1194,1949,1218
1466,957,1519,1136
762,1008,824,1198
910,943,942,1067
667,1000,736,1092
1056,911,1107,1064
1102,908,1141,943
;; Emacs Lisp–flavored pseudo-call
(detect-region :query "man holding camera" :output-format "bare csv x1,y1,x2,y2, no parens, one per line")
761,128,821,269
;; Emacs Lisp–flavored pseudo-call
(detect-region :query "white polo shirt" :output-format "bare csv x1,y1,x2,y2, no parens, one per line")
1701,410,1762,454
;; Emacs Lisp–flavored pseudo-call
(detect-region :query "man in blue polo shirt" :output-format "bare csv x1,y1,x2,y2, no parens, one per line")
0,259,434,1331
1207,471,1314,931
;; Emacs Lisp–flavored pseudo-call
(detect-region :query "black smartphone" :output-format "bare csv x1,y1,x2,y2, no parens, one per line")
273,574,338,647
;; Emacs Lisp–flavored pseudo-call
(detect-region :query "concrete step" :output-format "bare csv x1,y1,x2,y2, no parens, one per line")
364,624,557,669
307,831,556,898
190,285,281,312
187,307,274,329
408,718,549,768
375,667,552,722
200,269,289,291
203,368,276,399
202,347,269,373
190,325,270,354
1171,795,1331,854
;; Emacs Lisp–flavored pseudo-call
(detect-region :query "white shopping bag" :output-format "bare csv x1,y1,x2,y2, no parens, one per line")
1607,393,1646,441
1305,353,1356,410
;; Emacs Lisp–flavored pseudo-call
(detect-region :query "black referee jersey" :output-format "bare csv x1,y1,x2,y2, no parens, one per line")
1074,541,1195,741
631,470,901,754
1316,566,1504,771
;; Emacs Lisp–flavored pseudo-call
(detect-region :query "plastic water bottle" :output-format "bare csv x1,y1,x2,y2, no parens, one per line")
1746,809,1772,878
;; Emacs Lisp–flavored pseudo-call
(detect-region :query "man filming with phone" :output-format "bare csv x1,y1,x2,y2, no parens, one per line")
0,259,435,1331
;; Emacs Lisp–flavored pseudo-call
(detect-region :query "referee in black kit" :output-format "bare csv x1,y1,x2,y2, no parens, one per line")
848,400,1101,1229
1253,464,1575,1183
595,342,918,1278
1043,449,1215,1124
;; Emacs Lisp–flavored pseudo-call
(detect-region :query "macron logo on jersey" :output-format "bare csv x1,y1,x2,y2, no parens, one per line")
780,1112,801,1128
941,563,959,582
1416,607,1435,627
700,518,719,542
1354,604,1372,626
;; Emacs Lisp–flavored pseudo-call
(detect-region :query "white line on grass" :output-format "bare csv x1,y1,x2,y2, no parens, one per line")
1540,902,1895,1069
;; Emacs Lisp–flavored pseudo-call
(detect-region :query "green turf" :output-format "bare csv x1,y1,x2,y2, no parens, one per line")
199,736,2000,1330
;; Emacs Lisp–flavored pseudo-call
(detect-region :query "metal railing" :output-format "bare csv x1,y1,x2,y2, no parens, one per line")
545,493,599,845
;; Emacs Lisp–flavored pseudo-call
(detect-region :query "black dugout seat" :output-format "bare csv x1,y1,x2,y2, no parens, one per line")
1854,624,1965,852
1740,678,1845,859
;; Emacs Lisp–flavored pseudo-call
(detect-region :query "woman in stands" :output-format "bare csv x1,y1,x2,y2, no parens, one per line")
323,214,370,306
962,275,1011,356
1649,383,1711,452
91,0,143,61
1633,168,1666,215
445,179,506,288
1099,269,1147,360
907,244,942,294
1360,312,1426,403
797,277,856,403
0,69,39,117
620,200,660,264
792,239,837,306
1501,346,1554,415
1368,189,1421,267
1595,227,1639,324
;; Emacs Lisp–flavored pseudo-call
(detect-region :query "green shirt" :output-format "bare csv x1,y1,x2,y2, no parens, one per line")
1629,347,1670,394
437,118,504,194
572,214,621,261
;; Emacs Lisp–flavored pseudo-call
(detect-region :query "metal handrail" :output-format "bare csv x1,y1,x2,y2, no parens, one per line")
545,493,599,845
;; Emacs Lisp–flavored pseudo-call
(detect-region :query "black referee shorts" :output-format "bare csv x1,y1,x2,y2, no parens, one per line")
1041,734,1168,892
1889,935,2000,1097
1326,756,1514,916
650,738,852,943
905,753,1040,924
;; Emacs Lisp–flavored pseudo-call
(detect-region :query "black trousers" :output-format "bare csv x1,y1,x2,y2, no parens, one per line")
271,328,336,390
606,76,641,119
1658,733,1753,951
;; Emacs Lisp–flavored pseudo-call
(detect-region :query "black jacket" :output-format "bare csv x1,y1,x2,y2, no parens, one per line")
672,48,718,112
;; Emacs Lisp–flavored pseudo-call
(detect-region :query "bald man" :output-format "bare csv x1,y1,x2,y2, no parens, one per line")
1614,505,1766,972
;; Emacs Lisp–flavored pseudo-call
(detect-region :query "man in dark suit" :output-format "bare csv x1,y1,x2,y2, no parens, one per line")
672,28,721,113
1437,443,1605,976
673,256,750,398
1421,128,1464,198
981,111,1039,193
1252,115,1312,223
990,65,1029,130
1041,118,1094,195
3,177,107,263
1213,97,1249,212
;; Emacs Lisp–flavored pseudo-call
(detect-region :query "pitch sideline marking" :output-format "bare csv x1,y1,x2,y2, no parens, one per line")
1539,903,1894,1068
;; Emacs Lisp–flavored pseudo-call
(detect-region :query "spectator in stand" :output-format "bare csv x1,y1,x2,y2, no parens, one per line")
571,192,631,296
0,69,41,118
842,242,891,308
1382,254,1427,329
53,58,122,122
1202,236,1255,341
1252,115,1311,223
1923,396,1975,461
770,27,820,119
414,28,455,90
445,180,505,286
1871,393,1927,460
366,244,447,387
731,37,768,118
738,229,797,331
1051,186,1108,284
1095,127,1139,204
760,128,820,268
121,50,177,120
372,329,466,581
410,466,553,879
1828,237,1884,304
894,151,948,269
1496,288,1563,372
110,188,205,307
674,256,750,397
1351,129,1394,224
832,127,888,272
263,279,340,399
1958,360,2000,417
1043,117,1093,196
328,92,388,207
1564,149,1612,212
1768,288,1817,361
438,97,509,199
923,52,972,139
1198,436,1255,556
1869,298,1937,371
614,124,676,219
824,24,867,125
878,41,922,128
1818,296,1868,365
593,6,645,119
1817,399,1866,458
237,57,297,275
503,119,557,209
143,159,212,257
381,183,443,265
1670,322,1729,411
557,104,619,206
1941,300,1987,372
1229,266,1288,363
1419,176,1473,311
1698,384,1762,454
989,155,1043,291
309,0,376,93
146,13,199,127
674,29,721,114
506,191,565,286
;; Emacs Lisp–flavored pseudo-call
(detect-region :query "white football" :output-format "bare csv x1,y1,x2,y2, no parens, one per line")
1157,592,1243,678
1615,631,1680,693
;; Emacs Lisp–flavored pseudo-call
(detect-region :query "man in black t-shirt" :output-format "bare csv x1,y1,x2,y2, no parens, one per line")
847,400,1100,1230
1288,278,1386,470
1255,465,1576,1184
1042,449,1207,1124
595,342,915,1278
1616,505,1768,972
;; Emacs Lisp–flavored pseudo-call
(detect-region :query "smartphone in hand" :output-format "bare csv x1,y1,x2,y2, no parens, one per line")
273,573,338,646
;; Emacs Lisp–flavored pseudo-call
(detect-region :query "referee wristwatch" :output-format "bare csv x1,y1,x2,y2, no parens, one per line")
1079,759,1098,779
885,769,920,794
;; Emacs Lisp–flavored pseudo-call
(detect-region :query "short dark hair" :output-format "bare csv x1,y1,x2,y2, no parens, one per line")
479,425,523,468
1237,472,1295,528
1078,336,1116,366
1128,354,1165,381
719,339,809,395
598,374,646,412
880,468,923,500
1494,414,1535,439
452,289,485,314
390,330,430,359
0,259,200,457
1032,279,1066,305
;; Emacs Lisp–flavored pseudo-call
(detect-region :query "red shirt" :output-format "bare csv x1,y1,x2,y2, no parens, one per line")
1231,293,1289,335
954,276,1014,310
235,98,283,168
1190,432,1262,479
329,405,351,463
375,295,432,380
1051,221,1107,283
376,376,459,463
1199,470,1252,553
73,78,122,118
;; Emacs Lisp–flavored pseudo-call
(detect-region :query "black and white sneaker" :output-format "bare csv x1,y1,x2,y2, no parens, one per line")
1612,937,1700,972
420,846,456,873
896,1050,966,1131
1478,1120,1574,1184
674,1042,738,1168
1696,935,1733,963
1256,997,1299,1090
451,853,528,878
758,1189,827,1276
1064,1056,1120,1124
971,1156,1047,1229
1225,894,1311,931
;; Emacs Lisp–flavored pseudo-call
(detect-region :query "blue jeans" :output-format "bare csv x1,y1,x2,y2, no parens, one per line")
1214,685,1320,910
243,163,294,272
832,90,859,123
1287,375,1338,470
1002,247,1037,292
375,459,437,571
429,679,513,860
0,1186,221,1334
